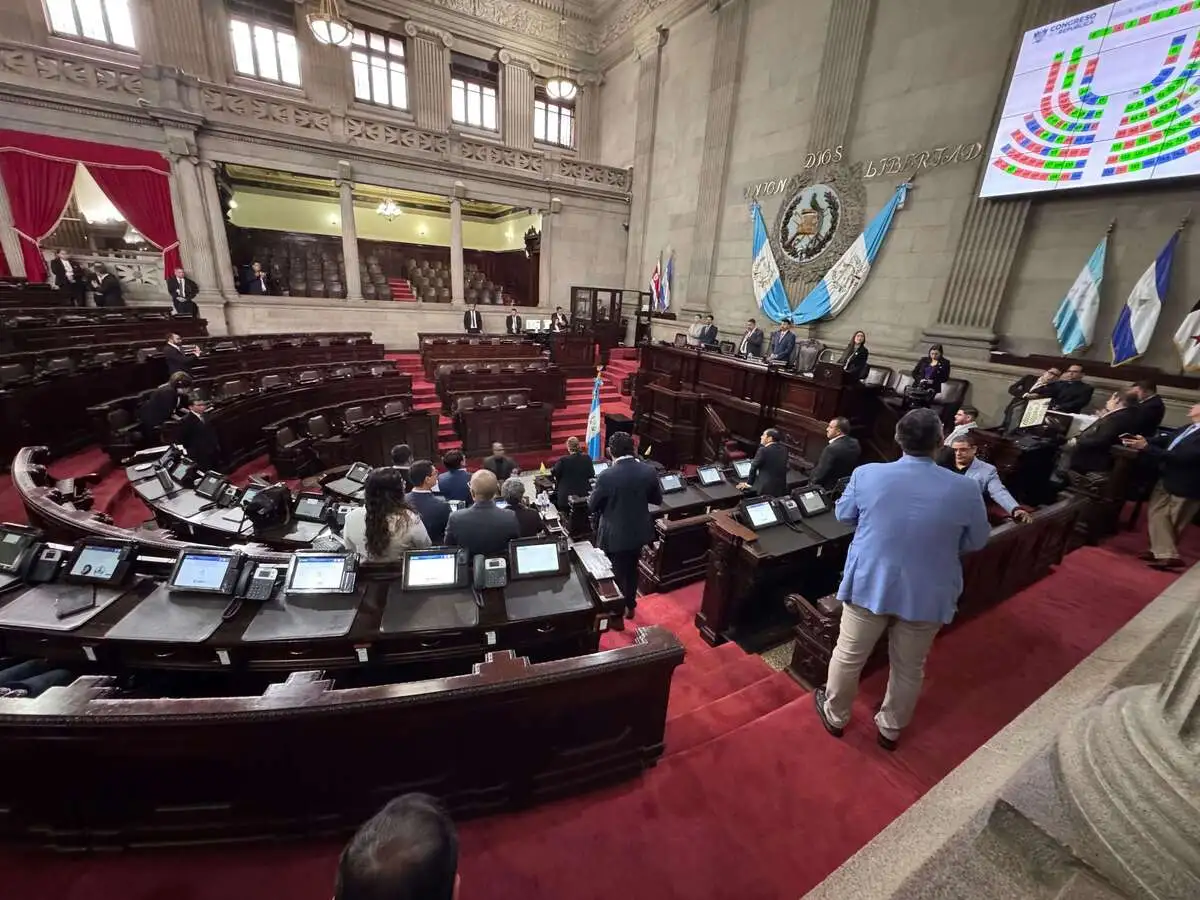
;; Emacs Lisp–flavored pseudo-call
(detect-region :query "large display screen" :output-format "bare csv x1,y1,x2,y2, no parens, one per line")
513,542,561,577
288,554,349,592
981,1,1200,198
404,551,459,589
171,551,235,592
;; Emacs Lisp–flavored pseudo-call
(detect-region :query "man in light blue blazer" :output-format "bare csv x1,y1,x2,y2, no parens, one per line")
948,432,1033,524
814,408,991,750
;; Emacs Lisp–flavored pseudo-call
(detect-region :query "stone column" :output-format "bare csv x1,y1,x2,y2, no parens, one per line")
1056,602,1200,899
333,161,362,301
198,0,232,84
539,199,560,310
449,185,465,303
623,27,668,290
198,160,236,297
685,0,749,315
575,73,603,162
921,0,1075,356
165,133,218,295
404,23,453,133
0,173,26,278
499,50,536,150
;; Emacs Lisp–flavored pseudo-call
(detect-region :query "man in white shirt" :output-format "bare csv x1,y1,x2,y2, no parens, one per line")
738,318,764,357
943,406,979,448
686,315,705,347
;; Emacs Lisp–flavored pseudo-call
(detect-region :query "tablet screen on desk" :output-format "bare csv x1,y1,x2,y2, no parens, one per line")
798,489,829,516
287,554,352,593
294,495,327,522
403,550,461,590
511,539,565,578
744,500,780,530
592,460,609,475
345,462,372,484
194,472,226,500
170,460,194,483
0,529,34,573
241,485,263,507
733,459,753,480
697,465,723,486
659,473,684,493
68,545,122,582
169,550,237,594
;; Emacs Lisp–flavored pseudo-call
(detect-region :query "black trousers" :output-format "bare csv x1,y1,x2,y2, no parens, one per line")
609,549,642,612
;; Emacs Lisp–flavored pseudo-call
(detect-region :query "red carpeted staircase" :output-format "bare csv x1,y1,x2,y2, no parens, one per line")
385,278,418,302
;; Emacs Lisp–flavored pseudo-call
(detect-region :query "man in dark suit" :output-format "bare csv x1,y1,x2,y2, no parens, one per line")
1129,379,1165,438
1067,390,1143,475
444,471,520,557
50,250,86,307
164,333,199,377
167,267,199,317
738,317,764,357
90,264,122,308
738,428,790,498
550,306,568,332
241,261,273,295
463,303,482,334
551,436,595,510
436,450,471,504
588,432,662,619
697,314,718,347
1029,363,1094,414
766,318,797,365
405,459,451,543
504,303,522,335
810,417,861,490
482,442,518,482
138,372,192,441
1123,403,1200,570
1002,366,1060,431
500,477,544,537
178,399,222,471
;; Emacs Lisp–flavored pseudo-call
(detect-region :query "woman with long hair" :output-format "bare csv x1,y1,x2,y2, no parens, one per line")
839,330,870,381
905,343,952,409
342,468,431,561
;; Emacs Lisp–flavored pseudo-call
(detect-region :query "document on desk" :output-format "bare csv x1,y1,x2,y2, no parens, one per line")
570,541,613,579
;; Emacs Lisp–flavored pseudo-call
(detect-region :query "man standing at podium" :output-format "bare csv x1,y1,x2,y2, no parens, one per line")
767,318,796,364
463,302,482,334
505,302,522,335
738,318,764,358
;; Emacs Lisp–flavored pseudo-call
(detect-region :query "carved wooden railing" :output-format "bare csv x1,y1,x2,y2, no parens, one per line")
701,402,731,462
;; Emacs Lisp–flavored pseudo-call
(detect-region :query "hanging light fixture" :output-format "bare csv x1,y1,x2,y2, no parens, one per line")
376,199,403,221
545,2,578,102
307,0,353,48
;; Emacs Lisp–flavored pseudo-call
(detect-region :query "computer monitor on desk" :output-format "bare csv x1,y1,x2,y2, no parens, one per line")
696,464,724,487
592,460,610,476
509,537,568,580
402,548,467,591
732,459,753,481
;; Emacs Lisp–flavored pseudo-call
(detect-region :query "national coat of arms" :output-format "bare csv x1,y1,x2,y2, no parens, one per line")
779,184,840,265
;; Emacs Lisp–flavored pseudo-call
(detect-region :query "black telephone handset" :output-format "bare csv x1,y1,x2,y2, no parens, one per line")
27,545,65,583
234,562,283,601
777,497,803,524
473,555,508,590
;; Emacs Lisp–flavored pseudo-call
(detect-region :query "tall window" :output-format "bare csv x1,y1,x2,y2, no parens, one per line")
46,0,136,49
450,54,499,130
229,14,301,85
351,28,407,110
534,92,574,148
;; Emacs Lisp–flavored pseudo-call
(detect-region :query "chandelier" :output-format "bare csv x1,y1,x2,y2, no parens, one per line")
545,2,578,102
307,0,352,48
376,199,403,221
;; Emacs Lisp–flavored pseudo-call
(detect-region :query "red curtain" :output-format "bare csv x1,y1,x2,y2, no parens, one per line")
0,151,76,282
85,165,181,273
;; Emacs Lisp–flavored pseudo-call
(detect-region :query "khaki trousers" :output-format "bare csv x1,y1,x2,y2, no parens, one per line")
1148,482,1200,561
823,602,941,741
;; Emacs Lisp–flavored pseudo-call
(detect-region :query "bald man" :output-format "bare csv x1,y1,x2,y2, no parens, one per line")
443,470,521,557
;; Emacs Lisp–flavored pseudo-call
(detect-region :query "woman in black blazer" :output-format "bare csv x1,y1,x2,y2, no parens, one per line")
906,343,951,408
838,331,870,381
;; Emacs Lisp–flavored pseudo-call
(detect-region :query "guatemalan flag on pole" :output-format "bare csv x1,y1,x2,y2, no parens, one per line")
586,370,603,460
1053,233,1108,354
792,182,910,326
661,252,674,311
1111,230,1180,366
750,202,791,323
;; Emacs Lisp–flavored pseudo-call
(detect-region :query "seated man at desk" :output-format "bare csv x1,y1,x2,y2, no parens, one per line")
502,477,544,537
810,417,861,490
948,433,1032,523
406,459,451,543
1129,379,1165,438
482,442,518,482
342,468,431,561
437,451,472,505
179,398,222,472
737,428,789,498
138,372,192,441
551,436,595,511
444,470,520,556
1026,363,1094,414
1066,389,1142,475
766,318,796,364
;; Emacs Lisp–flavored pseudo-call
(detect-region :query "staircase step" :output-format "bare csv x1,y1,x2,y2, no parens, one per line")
665,672,804,758
666,653,777,719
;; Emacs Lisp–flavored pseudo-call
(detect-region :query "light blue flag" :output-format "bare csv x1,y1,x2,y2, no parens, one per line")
661,252,674,311
1053,235,1107,354
793,183,910,325
1112,231,1178,366
586,375,602,459
750,202,791,323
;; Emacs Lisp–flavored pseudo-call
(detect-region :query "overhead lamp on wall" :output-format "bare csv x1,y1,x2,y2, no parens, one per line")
376,199,403,221
307,0,353,47
545,2,578,102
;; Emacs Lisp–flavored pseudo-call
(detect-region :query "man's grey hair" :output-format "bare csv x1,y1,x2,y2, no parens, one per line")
895,408,944,455
501,477,526,506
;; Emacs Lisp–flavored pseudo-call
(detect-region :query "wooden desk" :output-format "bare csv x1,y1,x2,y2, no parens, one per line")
437,367,566,409
419,336,542,376
263,405,439,471
457,403,553,457
549,332,596,377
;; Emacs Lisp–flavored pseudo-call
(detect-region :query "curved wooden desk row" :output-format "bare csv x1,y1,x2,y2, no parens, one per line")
422,345,544,377
2,317,209,354
263,400,438,475
0,630,683,848
161,371,415,472
437,365,566,411
2,304,179,324
456,403,553,457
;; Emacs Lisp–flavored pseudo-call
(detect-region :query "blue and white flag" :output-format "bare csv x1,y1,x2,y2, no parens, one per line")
1111,231,1179,366
1053,235,1107,354
793,183,910,325
661,251,674,311
750,202,791,323
586,375,603,459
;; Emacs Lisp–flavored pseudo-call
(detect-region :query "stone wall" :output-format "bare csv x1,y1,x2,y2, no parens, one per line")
598,54,638,169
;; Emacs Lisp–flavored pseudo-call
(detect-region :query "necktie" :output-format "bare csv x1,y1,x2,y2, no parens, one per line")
1168,423,1199,451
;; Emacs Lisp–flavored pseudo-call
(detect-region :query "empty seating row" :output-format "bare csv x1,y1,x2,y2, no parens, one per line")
1,316,208,354
451,390,531,414
0,281,73,308
436,366,565,412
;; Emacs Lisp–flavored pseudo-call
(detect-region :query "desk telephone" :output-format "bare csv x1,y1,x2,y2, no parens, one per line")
236,563,283,601
473,555,508,589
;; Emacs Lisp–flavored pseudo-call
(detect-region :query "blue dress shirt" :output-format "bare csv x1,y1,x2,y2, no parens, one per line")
835,455,991,624
957,457,1019,515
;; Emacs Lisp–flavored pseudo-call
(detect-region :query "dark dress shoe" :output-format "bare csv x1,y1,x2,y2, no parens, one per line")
624,607,636,620
608,615,625,631
1138,551,1156,562
813,687,844,738
1149,557,1185,570
877,731,898,752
